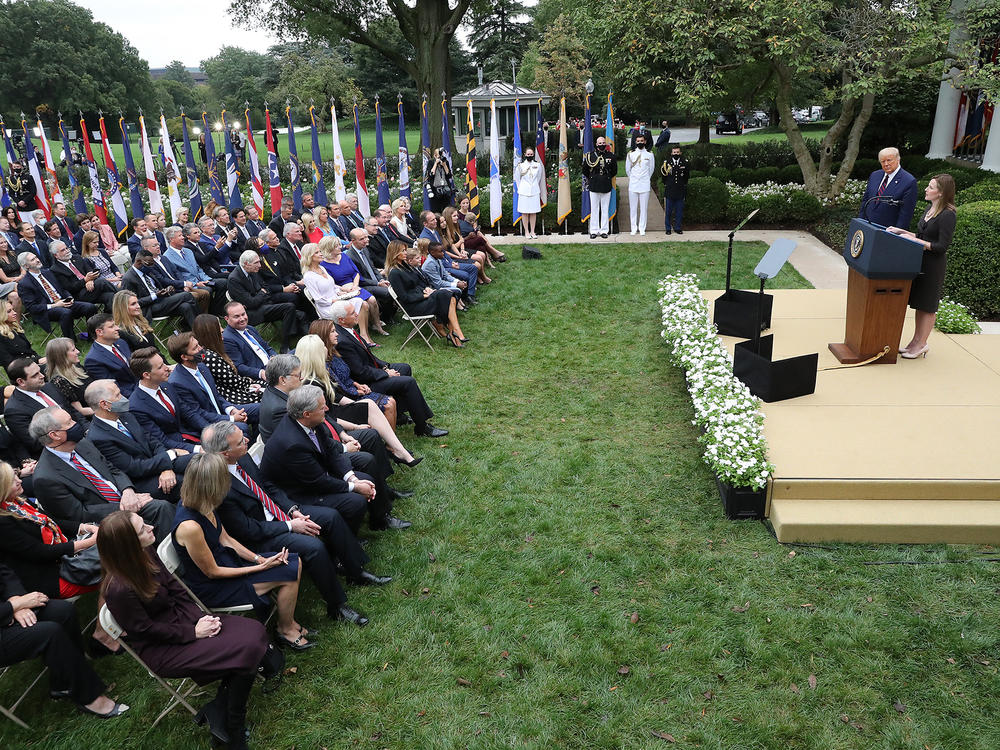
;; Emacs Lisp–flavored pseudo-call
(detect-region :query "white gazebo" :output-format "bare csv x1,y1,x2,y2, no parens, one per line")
450,82,551,155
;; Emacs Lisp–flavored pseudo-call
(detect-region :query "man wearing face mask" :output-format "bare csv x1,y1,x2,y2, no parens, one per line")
582,136,618,239
28,406,175,541
83,380,191,502
4,161,36,212
625,135,655,235
660,145,691,235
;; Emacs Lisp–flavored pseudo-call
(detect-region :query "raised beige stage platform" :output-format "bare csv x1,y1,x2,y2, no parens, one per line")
706,288,1000,544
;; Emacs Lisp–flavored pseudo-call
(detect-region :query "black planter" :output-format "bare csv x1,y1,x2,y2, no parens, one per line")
715,476,766,520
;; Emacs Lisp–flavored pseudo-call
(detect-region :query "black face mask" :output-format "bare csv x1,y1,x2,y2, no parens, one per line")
63,422,87,444
187,351,206,365
524,155,534,162
636,143,646,150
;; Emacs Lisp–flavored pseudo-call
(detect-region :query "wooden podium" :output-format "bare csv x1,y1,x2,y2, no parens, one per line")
829,219,924,365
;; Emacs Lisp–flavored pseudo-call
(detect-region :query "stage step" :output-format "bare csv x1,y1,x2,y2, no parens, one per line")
769,496,1000,544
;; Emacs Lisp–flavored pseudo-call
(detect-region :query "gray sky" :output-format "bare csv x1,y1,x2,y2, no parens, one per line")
74,0,278,68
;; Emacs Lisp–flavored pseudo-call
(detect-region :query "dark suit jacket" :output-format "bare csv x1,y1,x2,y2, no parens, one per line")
73,228,106,253
257,385,289,443
0,561,26,624
333,323,393,384
129,384,195,451
222,325,275,380
216,455,297,546
33,439,135,535
86,411,183,486
16,237,53,267
187,239,226,277
247,219,266,237
268,215,286,238
859,168,918,228
227,267,270,312
368,228,391,268
153,229,168,254
53,215,78,241
0,512,76,598
50,256,97,299
83,340,137,396
274,240,303,284
122,263,188,306
260,414,354,503
4,385,71,456
126,233,145,259
18,270,70,324
167,363,234,433
346,245,381,285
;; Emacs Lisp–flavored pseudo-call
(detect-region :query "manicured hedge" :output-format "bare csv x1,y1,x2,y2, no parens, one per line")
958,178,1000,204
685,177,729,223
941,201,1000,318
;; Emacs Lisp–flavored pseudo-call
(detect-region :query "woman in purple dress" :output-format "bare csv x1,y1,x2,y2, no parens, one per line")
99,508,270,748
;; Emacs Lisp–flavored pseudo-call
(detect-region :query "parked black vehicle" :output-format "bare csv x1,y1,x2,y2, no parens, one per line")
715,112,744,135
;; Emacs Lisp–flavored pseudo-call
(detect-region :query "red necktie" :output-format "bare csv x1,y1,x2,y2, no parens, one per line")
877,174,889,195
68,263,85,280
37,273,60,303
37,391,57,407
69,453,121,503
156,389,175,415
236,465,290,521
111,345,126,364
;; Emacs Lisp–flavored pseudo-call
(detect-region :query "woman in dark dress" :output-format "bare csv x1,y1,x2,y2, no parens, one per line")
99,509,268,747
191,314,264,405
170,453,311,649
0,296,41,372
44,337,95,418
309,318,396,421
888,174,957,359
112,289,160,353
0,233,25,283
385,241,467,347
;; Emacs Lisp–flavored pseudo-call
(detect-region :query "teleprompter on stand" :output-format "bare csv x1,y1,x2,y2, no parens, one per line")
712,209,773,338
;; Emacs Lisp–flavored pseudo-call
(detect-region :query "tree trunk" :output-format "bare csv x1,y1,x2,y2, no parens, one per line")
412,20,454,153
698,119,710,144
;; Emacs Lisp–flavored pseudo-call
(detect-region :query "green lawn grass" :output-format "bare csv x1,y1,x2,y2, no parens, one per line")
5,241,1000,749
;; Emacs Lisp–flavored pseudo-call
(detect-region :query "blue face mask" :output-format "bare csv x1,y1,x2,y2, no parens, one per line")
64,422,87,444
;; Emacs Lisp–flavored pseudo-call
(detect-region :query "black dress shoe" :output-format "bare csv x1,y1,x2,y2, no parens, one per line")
383,515,412,530
389,487,415,498
351,570,393,586
275,632,317,651
664,229,671,235
589,233,596,239
415,424,448,438
390,454,424,467
333,605,369,627
675,229,683,234
600,233,608,238
397,413,412,426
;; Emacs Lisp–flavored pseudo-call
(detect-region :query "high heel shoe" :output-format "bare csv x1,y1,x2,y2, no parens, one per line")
900,344,929,359
458,335,470,343
391,454,424,467
446,332,464,348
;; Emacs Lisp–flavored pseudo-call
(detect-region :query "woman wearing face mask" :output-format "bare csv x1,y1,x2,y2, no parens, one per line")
625,134,655,235
514,148,543,239
425,148,455,213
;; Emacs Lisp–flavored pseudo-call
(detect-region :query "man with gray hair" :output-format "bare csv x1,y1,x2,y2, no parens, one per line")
346,227,396,324
859,146,917,228
227,249,306,353
29,405,174,540
331,299,446,438
257,353,301,442
49,240,116,311
16,250,98,339
268,196,295,238
205,420,389,627
182,222,228,279
164,224,226,311
260,385,411,532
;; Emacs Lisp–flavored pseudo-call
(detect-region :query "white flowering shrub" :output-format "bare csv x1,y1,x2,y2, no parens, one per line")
659,274,773,490
727,179,866,207
935,297,981,334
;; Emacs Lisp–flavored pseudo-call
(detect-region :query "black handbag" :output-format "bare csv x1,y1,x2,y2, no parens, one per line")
59,545,103,587
522,244,543,260
258,641,285,693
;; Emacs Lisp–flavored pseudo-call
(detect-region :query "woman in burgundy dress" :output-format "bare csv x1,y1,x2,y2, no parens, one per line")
99,508,269,749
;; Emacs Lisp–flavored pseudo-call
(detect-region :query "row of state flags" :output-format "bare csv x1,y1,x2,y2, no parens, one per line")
0,88,615,239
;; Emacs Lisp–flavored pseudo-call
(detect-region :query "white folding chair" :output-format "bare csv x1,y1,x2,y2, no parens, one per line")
156,537,254,615
386,286,437,350
99,604,200,727
247,434,265,465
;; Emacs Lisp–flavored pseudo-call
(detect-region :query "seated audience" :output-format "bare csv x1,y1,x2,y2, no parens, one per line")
182,222,228,278
128,346,200,452
301,242,365,326
29,406,173,539
163,225,225,311
222,301,276,381
171,453,311,647
49,240,115,311
83,313,138,397
257,354,303,443
85,379,190,501
0,294,41,371
439,207,489,284
121,247,199,330
346,227,396,323
227,250,306,354
5,358,79,457
99,509,267,746
192,314,264,406
112,289,161,352
319,236,387,340
385,242,468,347
422,241,474,306
16,221,54,267
203,421,383,626
388,197,417,242
0,233,26,285
78,229,122,286
17,251,98,339
44,337,94,418
166,333,254,435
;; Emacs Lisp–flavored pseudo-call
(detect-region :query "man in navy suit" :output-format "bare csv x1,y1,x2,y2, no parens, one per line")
245,206,267,237
50,202,77,240
222,301,276,380
121,247,199,329
49,241,116,311
145,213,168,254
326,202,350,242
83,314,138,396
182,223,228,279
166,332,256,435
128,346,201,452
16,252,97,338
126,217,151,260
204,420,385,626
16,222,53,267
84,379,191,500
344,194,366,229
859,147,918,228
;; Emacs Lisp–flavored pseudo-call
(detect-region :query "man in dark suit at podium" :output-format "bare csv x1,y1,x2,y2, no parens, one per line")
858,147,917,229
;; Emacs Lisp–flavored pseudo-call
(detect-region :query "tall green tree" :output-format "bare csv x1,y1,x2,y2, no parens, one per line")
587,0,956,201
0,0,154,125
162,60,196,87
228,0,474,148
201,46,278,113
467,0,535,82
531,13,592,106
269,49,366,124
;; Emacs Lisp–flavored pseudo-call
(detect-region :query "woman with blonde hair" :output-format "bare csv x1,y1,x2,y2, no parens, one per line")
44,337,94,418
315,205,337,238
297,332,421,466
171,453,311,650
111,289,159,352
301,241,367,323
300,211,323,244
79,230,121,286
888,173,958,358
0,295,41,372
319,236,387,340
389,197,417,241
